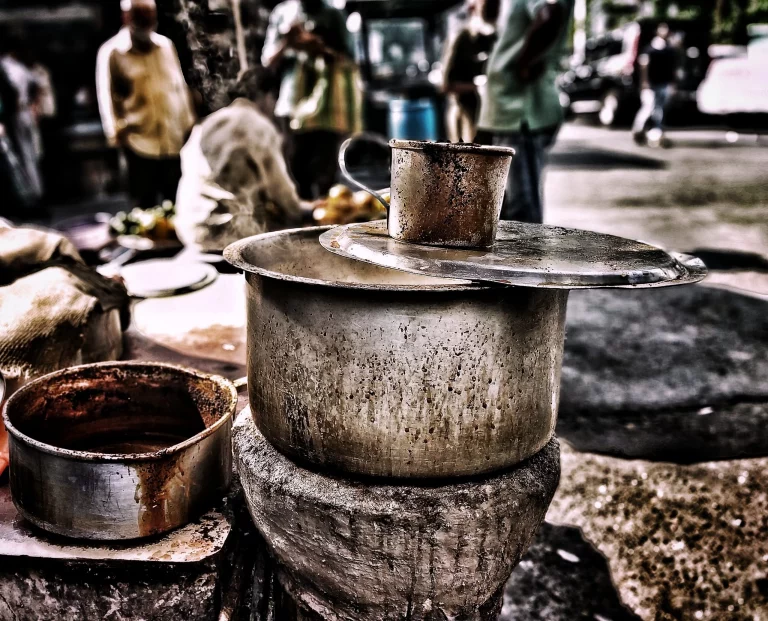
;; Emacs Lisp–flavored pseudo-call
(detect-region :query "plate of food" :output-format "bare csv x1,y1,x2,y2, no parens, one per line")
109,201,183,251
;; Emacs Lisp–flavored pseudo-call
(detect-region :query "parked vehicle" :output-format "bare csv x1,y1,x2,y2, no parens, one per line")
559,18,710,127
697,38,768,129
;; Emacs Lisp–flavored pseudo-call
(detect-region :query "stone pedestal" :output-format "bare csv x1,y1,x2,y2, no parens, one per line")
233,407,560,621
0,481,242,621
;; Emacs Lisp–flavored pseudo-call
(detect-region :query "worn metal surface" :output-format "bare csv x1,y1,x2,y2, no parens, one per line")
389,140,514,248
2,361,236,540
338,138,514,248
225,227,567,478
0,481,233,562
321,220,708,289
234,407,560,621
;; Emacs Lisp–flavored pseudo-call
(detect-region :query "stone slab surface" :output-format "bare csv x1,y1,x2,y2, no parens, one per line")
131,274,247,367
0,479,238,621
548,443,768,620
0,563,219,621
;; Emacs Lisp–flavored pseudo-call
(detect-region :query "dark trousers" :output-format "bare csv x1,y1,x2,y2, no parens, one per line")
288,128,342,200
476,125,559,224
124,148,182,209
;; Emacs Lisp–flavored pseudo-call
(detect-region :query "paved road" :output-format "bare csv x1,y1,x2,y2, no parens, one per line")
502,125,768,621
544,123,768,295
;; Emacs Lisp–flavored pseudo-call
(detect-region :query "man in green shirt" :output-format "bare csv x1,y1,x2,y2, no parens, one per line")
476,0,573,223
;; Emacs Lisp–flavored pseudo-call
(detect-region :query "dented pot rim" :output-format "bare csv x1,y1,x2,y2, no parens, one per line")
2,360,238,463
389,139,516,158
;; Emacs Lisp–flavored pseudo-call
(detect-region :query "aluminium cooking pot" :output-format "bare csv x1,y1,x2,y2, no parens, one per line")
225,227,567,479
1,362,239,540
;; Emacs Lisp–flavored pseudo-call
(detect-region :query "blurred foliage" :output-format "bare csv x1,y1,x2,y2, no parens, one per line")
589,0,768,43
710,0,768,43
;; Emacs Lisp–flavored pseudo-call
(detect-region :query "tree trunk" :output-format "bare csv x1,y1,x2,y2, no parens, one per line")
156,0,273,114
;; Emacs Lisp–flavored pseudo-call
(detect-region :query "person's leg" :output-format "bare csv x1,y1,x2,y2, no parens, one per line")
317,131,342,198
124,148,157,209
651,85,669,131
158,155,183,205
632,88,656,137
459,104,477,143
276,116,297,184
290,131,314,200
446,99,461,143
477,128,543,224
303,130,340,199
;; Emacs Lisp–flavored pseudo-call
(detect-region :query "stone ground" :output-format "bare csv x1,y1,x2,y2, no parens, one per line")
503,124,768,621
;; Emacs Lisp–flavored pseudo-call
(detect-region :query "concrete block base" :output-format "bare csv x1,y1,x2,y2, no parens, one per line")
233,407,560,621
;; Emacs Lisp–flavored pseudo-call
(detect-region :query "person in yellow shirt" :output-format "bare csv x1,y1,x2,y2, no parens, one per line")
96,0,195,209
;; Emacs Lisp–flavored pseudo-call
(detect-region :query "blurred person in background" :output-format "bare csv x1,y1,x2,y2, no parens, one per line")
175,98,303,253
18,46,57,202
0,61,30,212
441,0,498,143
1,32,44,204
632,23,678,147
96,0,196,209
476,0,573,224
262,0,361,200
0,53,19,151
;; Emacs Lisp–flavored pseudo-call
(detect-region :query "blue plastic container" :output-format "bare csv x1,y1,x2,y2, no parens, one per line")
387,98,439,141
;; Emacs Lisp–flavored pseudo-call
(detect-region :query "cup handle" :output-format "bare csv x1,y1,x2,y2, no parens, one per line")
338,134,391,211
233,376,248,392
0,370,5,404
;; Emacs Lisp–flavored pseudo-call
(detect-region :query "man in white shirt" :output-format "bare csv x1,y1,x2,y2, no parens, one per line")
96,0,195,209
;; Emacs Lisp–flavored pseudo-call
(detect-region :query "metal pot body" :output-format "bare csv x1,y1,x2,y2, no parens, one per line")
232,228,567,479
3,362,236,540
389,140,514,248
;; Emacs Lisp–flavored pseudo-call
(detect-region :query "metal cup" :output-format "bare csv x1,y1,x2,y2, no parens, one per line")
339,135,514,248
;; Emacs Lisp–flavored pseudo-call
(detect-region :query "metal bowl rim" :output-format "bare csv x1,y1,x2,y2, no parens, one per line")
223,226,498,292
2,361,237,463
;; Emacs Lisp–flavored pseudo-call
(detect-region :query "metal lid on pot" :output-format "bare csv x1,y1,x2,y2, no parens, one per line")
319,220,707,289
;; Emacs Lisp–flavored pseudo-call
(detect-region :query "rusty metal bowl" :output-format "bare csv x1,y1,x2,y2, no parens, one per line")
1,362,238,540
225,227,567,479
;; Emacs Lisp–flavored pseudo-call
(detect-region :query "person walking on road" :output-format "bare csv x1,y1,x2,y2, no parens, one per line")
476,0,573,224
632,23,678,147
96,0,196,209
